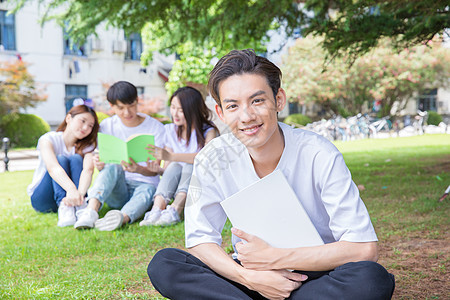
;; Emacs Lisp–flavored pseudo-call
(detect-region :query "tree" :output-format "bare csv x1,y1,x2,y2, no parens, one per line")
0,60,47,116
282,36,450,117
12,0,449,62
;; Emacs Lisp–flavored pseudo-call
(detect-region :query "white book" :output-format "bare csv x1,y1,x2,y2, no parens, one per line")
220,169,324,248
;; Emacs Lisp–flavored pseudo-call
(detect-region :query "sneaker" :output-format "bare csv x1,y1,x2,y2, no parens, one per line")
57,202,76,227
155,206,181,226
94,210,124,231
139,208,162,226
74,207,99,229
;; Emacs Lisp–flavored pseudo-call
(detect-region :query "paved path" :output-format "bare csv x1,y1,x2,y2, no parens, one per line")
0,149,38,172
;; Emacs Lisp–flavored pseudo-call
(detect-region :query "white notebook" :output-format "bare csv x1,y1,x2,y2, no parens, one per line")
220,169,324,248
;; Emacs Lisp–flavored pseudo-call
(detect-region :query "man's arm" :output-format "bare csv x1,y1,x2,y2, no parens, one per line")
188,243,307,300
233,228,378,271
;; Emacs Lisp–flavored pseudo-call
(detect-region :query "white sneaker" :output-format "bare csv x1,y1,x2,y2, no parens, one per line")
155,206,181,226
74,207,99,229
57,202,76,227
139,208,162,226
94,210,124,231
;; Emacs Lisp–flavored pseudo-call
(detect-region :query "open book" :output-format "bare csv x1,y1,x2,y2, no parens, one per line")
220,169,324,248
98,133,155,164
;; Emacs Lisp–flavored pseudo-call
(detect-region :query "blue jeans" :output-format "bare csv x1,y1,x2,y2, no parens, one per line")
154,163,193,203
31,154,83,213
87,164,156,223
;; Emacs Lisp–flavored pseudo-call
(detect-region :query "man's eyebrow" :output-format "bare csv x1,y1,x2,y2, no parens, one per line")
222,99,238,103
249,90,266,99
222,90,267,103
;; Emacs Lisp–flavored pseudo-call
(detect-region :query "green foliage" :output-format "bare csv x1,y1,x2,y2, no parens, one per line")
96,111,110,124
0,60,47,115
284,113,312,127
427,111,443,126
10,0,449,66
282,36,450,116
0,113,50,148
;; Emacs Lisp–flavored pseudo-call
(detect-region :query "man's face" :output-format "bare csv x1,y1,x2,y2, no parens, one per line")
111,100,139,127
215,73,286,151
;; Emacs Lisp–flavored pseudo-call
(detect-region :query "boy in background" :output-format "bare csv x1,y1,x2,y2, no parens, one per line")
75,81,165,231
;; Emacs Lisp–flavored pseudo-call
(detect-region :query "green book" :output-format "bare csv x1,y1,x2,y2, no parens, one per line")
98,133,155,164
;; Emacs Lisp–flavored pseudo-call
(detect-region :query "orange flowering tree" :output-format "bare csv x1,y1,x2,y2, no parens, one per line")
282,36,450,116
0,60,47,116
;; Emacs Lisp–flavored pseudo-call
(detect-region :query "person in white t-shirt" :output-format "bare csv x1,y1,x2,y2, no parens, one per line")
139,86,218,226
147,50,395,299
28,105,99,227
74,81,165,231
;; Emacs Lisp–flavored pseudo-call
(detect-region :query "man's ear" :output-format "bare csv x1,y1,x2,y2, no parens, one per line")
275,88,287,113
215,104,225,122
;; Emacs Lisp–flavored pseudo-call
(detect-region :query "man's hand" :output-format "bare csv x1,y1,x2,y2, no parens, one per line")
245,269,307,300
233,228,277,270
146,160,164,175
62,189,84,206
146,144,172,161
92,154,105,171
121,157,141,173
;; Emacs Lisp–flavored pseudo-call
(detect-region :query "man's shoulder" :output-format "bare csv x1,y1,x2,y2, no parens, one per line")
282,123,339,154
141,114,164,131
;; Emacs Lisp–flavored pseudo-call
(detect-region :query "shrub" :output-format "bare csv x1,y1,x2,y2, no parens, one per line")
427,111,442,126
0,113,50,148
96,111,110,124
284,113,312,127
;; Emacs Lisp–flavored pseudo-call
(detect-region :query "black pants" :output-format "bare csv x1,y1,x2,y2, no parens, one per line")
148,248,395,300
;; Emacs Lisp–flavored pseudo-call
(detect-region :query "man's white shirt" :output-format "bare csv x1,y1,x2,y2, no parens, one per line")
185,122,377,249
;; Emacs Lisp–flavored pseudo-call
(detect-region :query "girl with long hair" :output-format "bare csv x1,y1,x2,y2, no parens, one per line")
28,104,99,227
141,86,219,226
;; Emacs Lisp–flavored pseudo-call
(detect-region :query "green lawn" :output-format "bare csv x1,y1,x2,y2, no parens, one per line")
1,134,449,299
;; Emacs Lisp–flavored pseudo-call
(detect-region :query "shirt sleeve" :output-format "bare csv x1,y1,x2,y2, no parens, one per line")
184,148,228,248
316,150,378,243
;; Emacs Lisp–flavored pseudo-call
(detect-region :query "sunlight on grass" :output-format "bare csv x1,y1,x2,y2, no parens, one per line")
0,134,449,299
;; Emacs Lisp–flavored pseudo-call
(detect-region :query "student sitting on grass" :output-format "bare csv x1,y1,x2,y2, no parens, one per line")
147,49,395,299
28,104,99,227
74,81,165,231
140,86,218,226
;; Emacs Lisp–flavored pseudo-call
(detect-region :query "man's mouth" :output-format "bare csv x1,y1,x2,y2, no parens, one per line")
240,124,263,134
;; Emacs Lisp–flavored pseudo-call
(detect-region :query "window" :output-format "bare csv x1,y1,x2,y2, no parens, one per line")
65,85,87,113
63,25,86,56
418,89,437,112
0,10,15,50
136,86,144,96
125,33,142,60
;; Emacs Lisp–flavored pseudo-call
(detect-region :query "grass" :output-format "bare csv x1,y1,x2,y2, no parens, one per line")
1,134,449,299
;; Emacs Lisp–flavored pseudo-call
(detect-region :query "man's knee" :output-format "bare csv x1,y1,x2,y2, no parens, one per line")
148,248,183,285
343,261,395,299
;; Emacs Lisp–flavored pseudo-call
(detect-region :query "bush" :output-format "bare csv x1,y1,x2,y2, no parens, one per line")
96,111,110,124
427,111,442,126
0,113,50,148
284,114,312,127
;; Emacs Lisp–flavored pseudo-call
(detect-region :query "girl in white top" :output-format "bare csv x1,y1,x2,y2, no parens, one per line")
141,86,219,226
28,104,99,227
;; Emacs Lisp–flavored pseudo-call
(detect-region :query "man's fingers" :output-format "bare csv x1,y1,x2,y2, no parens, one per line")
231,228,253,242
283,271,308,282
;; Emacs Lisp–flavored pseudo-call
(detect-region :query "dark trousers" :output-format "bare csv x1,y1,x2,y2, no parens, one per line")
148,248,395,300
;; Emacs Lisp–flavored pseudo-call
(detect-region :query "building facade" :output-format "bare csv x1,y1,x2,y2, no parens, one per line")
0,1,172,127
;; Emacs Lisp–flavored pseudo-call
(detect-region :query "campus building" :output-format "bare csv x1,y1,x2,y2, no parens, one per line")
0,1,173,128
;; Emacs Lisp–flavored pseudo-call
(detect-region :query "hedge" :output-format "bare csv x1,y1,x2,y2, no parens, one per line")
0,113,50,148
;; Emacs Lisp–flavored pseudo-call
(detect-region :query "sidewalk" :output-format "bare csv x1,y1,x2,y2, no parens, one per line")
0,149,39,172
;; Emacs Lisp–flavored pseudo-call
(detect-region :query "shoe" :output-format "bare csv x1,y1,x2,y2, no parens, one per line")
57,202,76,227
139,208,162,226
74,207,99,229
94,210,124,231
155,206,181,226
